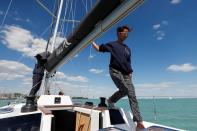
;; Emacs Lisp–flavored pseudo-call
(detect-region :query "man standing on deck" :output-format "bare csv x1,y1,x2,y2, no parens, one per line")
92,25,145,129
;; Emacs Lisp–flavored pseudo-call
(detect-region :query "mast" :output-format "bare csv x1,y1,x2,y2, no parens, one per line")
50,0,64,52
44,0,64,95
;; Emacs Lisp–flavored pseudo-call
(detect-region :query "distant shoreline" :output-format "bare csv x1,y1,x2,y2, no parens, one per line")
72,97,88,99
0,96,196,100
138,96,197,99
0,98,18,100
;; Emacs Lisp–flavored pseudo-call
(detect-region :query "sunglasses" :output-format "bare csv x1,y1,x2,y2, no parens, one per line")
118,32,128,35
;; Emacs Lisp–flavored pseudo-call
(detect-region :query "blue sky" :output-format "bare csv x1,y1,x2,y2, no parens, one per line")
0,0,197,98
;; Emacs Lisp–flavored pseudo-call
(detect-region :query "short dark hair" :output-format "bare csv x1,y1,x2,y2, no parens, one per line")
117,25,132,33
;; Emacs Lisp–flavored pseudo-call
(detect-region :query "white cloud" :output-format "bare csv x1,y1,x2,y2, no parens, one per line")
171,0,181,4
88,85,115,98
31,80,116,98
12,14,31,23
153,24,160,30
0,60,33,93
0,61,89,93
162,20,168,25
65,75,88,82
156,30,165,40
0,25,71,59
136,82,178,88
74,54,79,58
55,71,66,79
0,73,24,80
54,71,88,82
0,60,89,94
136,82,197,98
0,60,32,80
13,17,31,23
157,31,165,37
105,74,110,77
22,77,32,85
0,25,47,57
188,84,197,88
167,63,197,72
26,19,31,23
61,83,114,98
42,72,89,96
49,80,90,97
157,36,163,40
14,17,23,21
153,20,168,41
89,68,103,74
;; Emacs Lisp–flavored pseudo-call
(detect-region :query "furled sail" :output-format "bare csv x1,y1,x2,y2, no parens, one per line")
45,0,144,73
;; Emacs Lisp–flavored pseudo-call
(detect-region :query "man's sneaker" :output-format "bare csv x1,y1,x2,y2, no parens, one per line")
107,99,115,108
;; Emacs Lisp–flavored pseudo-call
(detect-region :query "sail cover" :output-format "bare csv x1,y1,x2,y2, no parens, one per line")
45,0,144,73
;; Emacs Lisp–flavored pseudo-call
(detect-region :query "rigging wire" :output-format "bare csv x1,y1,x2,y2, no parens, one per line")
39,23,53,37
59,0,70,37
45,0,58,52
64,0,73,37
87,0,94,60
71,0,77,30
88,44,94,60
86,0,94,97
53,74,65,95
0,0,13,27
82,0,88,13
68,0,74,34
90,0,93,8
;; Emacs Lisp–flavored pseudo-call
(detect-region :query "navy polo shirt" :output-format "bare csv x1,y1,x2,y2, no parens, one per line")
99,41,133,75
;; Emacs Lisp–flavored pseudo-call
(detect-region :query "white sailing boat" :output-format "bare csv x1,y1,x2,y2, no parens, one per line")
0,0,185,131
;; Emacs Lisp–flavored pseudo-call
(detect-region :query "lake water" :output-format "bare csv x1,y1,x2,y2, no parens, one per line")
73,98,197,131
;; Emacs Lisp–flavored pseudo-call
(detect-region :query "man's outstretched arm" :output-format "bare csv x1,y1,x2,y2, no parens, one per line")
92,41,99,51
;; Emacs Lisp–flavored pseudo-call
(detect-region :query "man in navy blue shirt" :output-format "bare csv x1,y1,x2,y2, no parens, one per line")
92,25,145,129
